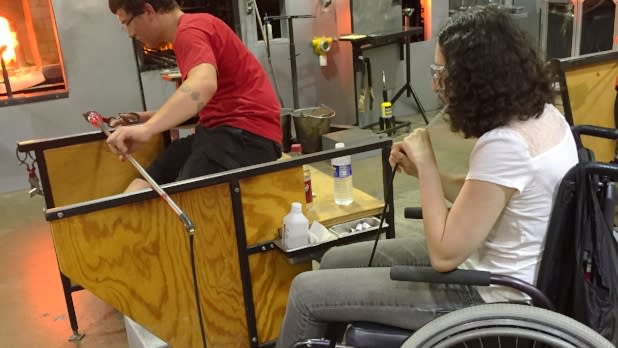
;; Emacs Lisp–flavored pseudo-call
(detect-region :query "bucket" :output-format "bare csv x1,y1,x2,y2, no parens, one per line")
280,108,293,153
292,105,336,153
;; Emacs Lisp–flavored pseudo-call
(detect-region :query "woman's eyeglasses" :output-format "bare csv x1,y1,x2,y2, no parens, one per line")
430,63,446,81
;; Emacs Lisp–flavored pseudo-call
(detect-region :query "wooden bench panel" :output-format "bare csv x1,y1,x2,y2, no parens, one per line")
44,136,164,207
562,54,618,162
49,184,248,348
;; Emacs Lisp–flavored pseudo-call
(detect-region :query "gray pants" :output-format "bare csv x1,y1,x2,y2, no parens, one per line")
276,236,484,348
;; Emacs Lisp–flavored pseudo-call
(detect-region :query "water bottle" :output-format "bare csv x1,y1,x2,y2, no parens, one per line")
331,142,354,205
282,202,309,249
290,143,313,209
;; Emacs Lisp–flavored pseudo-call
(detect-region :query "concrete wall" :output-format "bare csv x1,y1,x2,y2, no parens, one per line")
1,0,144,193
240,0,446,127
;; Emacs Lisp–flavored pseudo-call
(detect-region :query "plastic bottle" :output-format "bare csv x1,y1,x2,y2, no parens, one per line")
331,142,354,205
282,202,309,250
290,143,313,209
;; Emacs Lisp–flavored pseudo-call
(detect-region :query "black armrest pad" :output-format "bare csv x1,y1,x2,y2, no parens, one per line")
403,207,423,219
390,266,491,286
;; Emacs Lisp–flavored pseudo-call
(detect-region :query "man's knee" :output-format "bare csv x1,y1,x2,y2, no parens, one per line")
124,178,151,193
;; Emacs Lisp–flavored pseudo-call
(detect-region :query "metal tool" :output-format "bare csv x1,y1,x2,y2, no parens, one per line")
0,45,13,98
91,112,140,126
380,71,394,134
365,57,374,111
27,164,43,197
358,57,366,113
82,110,195,235
403,8,415,30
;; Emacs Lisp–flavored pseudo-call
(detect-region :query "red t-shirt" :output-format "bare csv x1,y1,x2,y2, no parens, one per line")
174,13,281,144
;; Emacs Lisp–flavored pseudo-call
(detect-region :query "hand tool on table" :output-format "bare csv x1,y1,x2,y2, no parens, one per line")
365,57,375,111
357,56,366,113
82,110,195,235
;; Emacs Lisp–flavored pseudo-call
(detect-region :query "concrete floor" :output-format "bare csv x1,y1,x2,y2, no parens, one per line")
0,110,474,347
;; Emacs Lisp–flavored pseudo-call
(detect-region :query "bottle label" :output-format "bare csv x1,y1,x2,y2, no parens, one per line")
381,102,393,118
304,178,313,204
334,164,352,178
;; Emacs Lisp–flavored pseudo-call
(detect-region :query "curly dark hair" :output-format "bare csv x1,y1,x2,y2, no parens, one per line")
108,0,179,15
438,6,552,138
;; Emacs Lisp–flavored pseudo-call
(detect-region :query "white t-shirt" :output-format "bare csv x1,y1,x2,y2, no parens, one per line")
461,104,578,302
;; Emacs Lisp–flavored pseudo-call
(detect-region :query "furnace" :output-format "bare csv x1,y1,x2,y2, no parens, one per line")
0,0,67,106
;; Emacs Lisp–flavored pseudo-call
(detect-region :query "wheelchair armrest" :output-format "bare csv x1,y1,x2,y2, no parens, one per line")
571,124,618,141
403,207,423,219
390,266,555,310
390,266,491,286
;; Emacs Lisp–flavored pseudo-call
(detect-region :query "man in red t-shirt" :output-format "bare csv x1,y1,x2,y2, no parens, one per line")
107,0,281,191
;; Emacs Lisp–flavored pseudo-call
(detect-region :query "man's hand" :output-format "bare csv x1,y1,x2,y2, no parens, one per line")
106,124,153,160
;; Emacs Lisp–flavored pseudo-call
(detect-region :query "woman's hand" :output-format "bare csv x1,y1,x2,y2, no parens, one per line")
389,128,437,176
389,142,418,177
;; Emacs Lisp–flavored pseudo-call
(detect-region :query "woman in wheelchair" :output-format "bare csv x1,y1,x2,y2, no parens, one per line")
276,6,579,348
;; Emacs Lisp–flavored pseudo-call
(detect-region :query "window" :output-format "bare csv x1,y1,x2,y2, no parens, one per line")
255,0,283,40
0,0,68,106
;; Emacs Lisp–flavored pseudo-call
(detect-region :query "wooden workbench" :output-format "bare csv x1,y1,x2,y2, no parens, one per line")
17,134,394,348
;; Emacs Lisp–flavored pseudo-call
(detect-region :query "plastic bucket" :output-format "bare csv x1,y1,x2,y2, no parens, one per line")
280,108,293,153
292,105,335,153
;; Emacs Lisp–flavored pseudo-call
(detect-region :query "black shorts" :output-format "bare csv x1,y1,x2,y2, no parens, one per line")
147,126,281,184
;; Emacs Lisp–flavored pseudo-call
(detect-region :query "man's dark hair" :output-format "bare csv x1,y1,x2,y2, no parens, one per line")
438,6,553,139
109,0,179,15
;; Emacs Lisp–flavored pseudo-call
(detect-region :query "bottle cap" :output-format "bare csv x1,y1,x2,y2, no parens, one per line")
291,202,302,212
291,143,302,153
335,142,345,149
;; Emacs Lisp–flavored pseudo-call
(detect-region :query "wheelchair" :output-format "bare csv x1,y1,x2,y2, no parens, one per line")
292,125,618,348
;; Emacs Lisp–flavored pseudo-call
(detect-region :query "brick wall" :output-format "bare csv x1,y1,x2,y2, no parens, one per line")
0,0,59,68
29,0,59,65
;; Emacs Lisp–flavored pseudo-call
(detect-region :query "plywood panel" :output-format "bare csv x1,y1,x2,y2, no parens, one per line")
249,252,311,343
240,166,384,343
240,168,311,343
44,136,164,207
565,60,618,162
241,167,307,246
49,184,248,348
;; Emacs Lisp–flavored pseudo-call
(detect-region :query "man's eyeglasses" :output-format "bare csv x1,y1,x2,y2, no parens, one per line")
430,63,446,81
121,13,139,31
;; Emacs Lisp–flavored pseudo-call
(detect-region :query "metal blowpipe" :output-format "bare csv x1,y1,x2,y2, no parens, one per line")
82,110,195,235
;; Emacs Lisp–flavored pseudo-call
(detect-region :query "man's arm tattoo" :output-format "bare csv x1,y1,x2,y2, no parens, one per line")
179,85,201,101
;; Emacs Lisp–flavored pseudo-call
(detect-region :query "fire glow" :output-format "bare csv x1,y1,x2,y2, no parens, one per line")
0,16,18,65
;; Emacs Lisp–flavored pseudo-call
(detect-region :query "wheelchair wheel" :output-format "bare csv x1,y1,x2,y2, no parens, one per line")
401,303,613,348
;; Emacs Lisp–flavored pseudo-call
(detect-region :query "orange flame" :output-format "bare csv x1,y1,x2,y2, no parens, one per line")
0,16,18,64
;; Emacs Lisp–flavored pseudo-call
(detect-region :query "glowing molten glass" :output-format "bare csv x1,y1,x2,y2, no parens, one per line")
0,16,18,64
